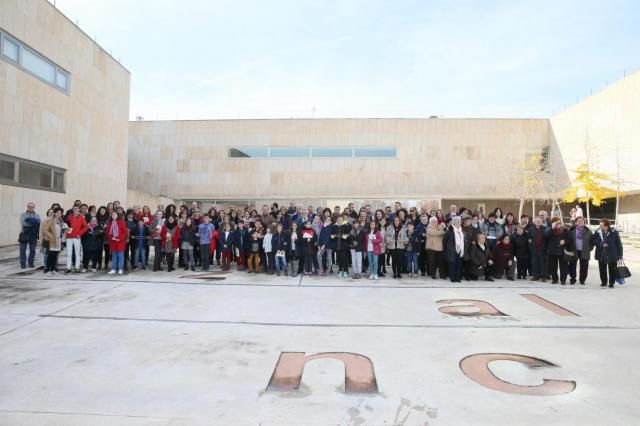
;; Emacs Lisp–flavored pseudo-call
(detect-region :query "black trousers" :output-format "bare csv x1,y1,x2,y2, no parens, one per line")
193,242,200,266
377,253,387,275
598,260,617,285
153,239,163,270
82,249,100,269
419,249,428,275
390,249,405,277
426,250,445,279
516,256,529,278
337,250,350,273
548,254,568,282
165,252,175,271
531,251,547,278
102,243,110,269
47,250,60,271
568,251,589,283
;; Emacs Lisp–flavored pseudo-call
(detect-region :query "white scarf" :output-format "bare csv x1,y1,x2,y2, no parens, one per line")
454,226,464,256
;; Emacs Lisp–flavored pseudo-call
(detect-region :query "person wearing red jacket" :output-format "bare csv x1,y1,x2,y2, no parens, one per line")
161,215,181,272
65,205,89,273
106,211,128,275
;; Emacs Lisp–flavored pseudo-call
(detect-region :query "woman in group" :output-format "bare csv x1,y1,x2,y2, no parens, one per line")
272,223,289,276
386,216,408,279
288,221,300,277
494,208,505,226
161,215,181,272
469,232,494,282
426,216,446,280
299,220,317,276
365,220,382,280
96,205,110,270
82,216,104,273
591,219,623,288
547,217,570,285
106,211,128,275
334,214,351,278
180,217,197,271
42,207,65,276
377,217,388,277
568,216,593,285
40,208,53,272
492,234,515,280
443,216,465,282
503,213,517,236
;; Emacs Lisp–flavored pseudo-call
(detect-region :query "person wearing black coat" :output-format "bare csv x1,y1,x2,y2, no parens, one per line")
334,216,352,278
299,221,318,275
272,224,290,276
512,226,530,279
527,217,550,282
591,219,624,288
81,218,104,272
468,232,494,281
567,217,593,284
547,218,570,285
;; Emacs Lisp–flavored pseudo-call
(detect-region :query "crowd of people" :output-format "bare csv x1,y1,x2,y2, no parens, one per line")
17,200,624,288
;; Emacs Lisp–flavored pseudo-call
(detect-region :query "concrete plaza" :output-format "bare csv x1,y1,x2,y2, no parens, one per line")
0,245,639,425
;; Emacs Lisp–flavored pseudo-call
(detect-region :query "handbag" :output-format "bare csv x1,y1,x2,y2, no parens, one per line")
562,249,576,263
615,259,631,280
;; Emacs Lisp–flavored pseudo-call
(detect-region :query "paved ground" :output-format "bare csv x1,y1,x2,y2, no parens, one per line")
0,245,639,425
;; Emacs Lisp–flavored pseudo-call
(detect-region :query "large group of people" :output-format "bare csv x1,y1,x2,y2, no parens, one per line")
18,200,625,288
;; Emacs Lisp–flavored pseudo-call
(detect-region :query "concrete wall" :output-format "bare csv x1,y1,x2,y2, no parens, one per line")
550,69,640,230
0,0,130,245
128,118,550,203
127,189,174,214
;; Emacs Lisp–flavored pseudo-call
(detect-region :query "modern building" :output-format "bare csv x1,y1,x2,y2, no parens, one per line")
2,0,639,247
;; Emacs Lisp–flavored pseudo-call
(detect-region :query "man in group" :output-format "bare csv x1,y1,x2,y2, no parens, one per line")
445,204,458,221
528,217,549,282
65,205,89,273
19,202,41,269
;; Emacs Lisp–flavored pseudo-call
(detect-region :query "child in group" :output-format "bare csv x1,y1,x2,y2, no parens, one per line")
263,227,274,274
219,223,234,271
160,215,181,272
132,218,149,270
405,222,420,278
317,217,335,275
197,215,214,271
272,223,289,276
349,220,364,279
300,221,317,276
247,230,262,273
334,214,351,278
365,220,383,280
512,225,529,279
81,216,104,273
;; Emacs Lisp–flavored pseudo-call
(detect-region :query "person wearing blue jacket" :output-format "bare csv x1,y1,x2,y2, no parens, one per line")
317,217,336,275
19,202,41,269
197,215,215,271
591,219,624,288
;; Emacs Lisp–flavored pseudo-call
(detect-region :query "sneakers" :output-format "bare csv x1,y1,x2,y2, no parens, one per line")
118,270,123,275
65,269,73,274
91,268,97,273
108,270,116,275
81,268,87,273
374,274,379,280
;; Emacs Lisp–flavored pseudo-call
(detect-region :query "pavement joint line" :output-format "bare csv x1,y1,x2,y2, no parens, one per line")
36,314,640,329
2,276,597,290
0,317,47,338
0,409,192,421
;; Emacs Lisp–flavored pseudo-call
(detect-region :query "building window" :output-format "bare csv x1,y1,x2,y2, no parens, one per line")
227,146,397,159
311,147,353,158
0,154,65,193
0,29,70,95
270,147,310,158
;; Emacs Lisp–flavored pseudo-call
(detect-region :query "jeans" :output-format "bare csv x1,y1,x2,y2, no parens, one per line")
19,235,37,267
350,249,363,274
405,250,418,274
367,252,378,275
66,238,82,270
275,254,287,272
317,247,333,272
41,247,48,270
135,244,147,267
111,251,124,271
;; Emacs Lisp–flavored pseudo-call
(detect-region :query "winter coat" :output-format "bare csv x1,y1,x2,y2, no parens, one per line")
469,243,493,277
591,228,623,262
512,232,530,258
160,223,181,251
65,213,88,239
349,228,365,252
364,230,383,255
218,230,235,253
481,221,503,244
318,224,336,249
180,225,196,245
405,229,422,252
385,225,409,250
547,227,570,257
527,225,550,254
272,231,290,252
106,219,129,252
568,226,593,259
81,225,104,251
41,218,63,250
335,222,351,251
492,241,514,276
443,227,464,263
299,228,317,256
426,224,446,252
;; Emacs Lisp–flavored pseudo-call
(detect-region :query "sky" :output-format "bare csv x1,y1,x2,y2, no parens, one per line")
52,0,640,120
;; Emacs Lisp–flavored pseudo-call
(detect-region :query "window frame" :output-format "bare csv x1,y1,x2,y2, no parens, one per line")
225,146,398,159
0,153,66,193
0,29,70,96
